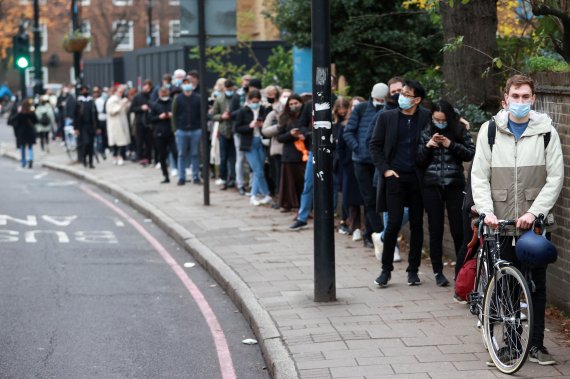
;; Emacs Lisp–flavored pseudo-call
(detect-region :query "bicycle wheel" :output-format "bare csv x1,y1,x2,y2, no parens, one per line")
483,265,533,374
476,248,490,349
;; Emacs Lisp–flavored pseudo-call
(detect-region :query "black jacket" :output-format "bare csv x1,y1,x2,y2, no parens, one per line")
130,92,152,128
235,105,268,152
369,107,431,212
416,124,475,188
276,113,306,163
149,98,174,137
14,112,38,147
173,92,201,131
74,97,98,143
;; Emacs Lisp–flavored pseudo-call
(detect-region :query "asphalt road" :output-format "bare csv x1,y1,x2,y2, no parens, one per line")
0,155,270,379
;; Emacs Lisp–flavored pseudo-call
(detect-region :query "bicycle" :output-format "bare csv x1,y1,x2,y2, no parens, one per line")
468,213,534,374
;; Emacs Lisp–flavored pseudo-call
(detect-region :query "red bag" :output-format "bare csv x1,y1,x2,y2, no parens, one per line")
454,226,480,301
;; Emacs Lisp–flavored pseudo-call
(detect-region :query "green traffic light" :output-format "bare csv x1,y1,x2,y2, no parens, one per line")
16,57,29,69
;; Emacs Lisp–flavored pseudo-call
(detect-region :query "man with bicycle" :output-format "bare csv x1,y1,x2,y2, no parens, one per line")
471,74,563,366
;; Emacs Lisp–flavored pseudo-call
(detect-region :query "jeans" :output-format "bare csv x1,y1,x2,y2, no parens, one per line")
297,151,314,223
382,173,423,273
176,129,202,182
219,134,236,182
244,137,269,197
20,145,33,167
234,133,246,188
423,186,465,274
353,162,384,239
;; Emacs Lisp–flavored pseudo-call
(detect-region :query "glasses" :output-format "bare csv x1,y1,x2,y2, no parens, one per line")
400,92,417,99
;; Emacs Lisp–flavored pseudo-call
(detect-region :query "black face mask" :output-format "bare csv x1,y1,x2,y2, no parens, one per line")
243,86,249,93
387,93,399,105
267,97,275,104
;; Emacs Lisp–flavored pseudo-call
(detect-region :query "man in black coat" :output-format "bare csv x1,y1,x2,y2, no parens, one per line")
130,79,154,165
369,80,430,287
74,85,99,168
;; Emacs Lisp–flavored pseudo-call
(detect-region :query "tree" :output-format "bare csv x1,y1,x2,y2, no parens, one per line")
530,0,570,61
88,2,141,57
266,1,442,97
440,0,501,111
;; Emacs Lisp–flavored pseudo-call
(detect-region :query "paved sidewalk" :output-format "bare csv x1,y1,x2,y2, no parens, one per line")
2,130,569,378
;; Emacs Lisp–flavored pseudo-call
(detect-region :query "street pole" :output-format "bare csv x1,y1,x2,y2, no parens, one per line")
71,0,82,95
32,0,43,96
312,0,335,302
198,0,210,205
147,0,154,47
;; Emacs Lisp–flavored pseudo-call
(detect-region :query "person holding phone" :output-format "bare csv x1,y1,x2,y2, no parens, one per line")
416,100,475,286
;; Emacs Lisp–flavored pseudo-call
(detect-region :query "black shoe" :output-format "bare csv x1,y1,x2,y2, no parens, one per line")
435,272,450,287
226,180,235,188
363,238,374,249
89,164,95,169
407,272,421,286
289,220,307,230
238,186,246,196
177,180,185,186
221,184,228,190
193,178,203,185
529,345,556,365
28,160,33,169
161,178,170,184
374,270,391,287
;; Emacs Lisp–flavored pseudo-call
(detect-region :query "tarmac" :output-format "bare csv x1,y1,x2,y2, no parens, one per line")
1,121,569,378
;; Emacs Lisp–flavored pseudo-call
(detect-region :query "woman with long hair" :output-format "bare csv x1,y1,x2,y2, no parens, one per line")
13,98,38,168
416,100,475,287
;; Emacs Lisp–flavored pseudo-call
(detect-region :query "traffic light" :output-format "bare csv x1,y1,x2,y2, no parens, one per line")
12,34,30,70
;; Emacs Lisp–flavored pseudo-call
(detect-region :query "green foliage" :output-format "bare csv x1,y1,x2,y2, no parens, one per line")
525,56,570,73
453,98,492,132
190,45,257,82
404,67,444,101
261,46,293,89
267,0,443,97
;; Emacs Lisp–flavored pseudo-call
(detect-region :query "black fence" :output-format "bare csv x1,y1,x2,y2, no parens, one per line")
83,41,284,90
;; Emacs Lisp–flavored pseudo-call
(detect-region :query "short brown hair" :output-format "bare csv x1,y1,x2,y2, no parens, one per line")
388,76,405,88
505,74,535,95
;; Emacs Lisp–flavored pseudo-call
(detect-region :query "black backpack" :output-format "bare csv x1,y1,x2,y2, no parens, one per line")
39,111,50,126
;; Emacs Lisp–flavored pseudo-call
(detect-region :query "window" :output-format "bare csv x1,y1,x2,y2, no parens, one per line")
169,0,180,5
81,20,92,52
112,0,132,5
29,23,48,53
80,0,91,5
25,67,48,87
113,20,134,51
20,0,47,4
169,20,180,44
147,20,160,46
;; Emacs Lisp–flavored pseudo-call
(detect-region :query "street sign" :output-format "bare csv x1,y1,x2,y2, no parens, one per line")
294,47,312,94
177,0,237,46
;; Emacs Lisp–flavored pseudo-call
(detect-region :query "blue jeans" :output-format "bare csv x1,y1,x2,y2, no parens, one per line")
244,137,269,197
20,145,33,167
380,209,409,241
176,129,202,182
297,151,314,222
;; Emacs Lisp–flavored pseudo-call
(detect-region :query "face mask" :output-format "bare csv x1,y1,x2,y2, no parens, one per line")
433,120,447,129
173,79,183,86
267,97,275,104
225,90,234,97
508,102,531,119
398,95,413,110
214,91,221,98
279,96,289,106
289,104,299,112
182,84,194,92
160,96,170,101
249,102,260,110
243,86,249,93
164,83,171,89
389,93,399,104
372,100,384,109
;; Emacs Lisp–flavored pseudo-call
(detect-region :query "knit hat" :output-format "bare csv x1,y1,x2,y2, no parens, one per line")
371,83,388,100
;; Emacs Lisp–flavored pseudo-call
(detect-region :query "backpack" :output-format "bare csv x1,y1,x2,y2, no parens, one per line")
40,111,50,126
487,118,551,151
455,225,481,301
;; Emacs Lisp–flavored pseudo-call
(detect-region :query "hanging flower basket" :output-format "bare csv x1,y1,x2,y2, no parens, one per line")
62,32,90,53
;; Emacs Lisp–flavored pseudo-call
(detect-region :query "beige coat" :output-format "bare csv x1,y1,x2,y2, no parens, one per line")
106,94,131,147
471,109,563,224
261,109,284,156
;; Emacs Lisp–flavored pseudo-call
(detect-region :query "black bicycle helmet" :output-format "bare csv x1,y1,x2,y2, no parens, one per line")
516,231,557,266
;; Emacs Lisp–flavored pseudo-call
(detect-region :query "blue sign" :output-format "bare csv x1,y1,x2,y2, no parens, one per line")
293,47,312,94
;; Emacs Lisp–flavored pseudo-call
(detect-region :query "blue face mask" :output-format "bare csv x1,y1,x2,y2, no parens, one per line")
433,119,447,129
249,103,260,110
173,79,183,87
213,90,221,98
182,84,194,92
225,90,234,97
509,102,531,119
398,95,413,110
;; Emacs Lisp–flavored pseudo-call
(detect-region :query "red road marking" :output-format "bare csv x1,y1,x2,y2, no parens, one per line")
80,185,237,379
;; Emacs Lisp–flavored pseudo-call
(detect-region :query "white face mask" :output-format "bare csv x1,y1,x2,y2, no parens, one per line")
159,96,170,101
279,96,290,106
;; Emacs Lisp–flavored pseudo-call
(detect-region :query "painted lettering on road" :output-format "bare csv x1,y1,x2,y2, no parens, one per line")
0,230,118,244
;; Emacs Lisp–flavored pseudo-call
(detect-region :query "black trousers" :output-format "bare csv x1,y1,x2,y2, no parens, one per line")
219,134,236,182
382,173,423,273
423,186,465,274
455,208,473,279
155,134,178,179
136,124,153,162
353,162,384,239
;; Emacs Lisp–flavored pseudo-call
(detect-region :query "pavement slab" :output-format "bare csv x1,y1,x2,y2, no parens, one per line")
2,131,570,379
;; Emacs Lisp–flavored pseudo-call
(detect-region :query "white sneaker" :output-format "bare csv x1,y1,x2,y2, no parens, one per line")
185,168,192,177
352,228,363,242
259,195,272,205
171,168,178,177
117,158,124,166
112,159,118,165
394,245,402,262
371,232,383,261
155,162,161,170
215,178,226,186
250,196,261,206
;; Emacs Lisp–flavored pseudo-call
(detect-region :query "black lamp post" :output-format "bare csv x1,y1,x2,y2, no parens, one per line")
147,0,154,47
32,0,43,95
